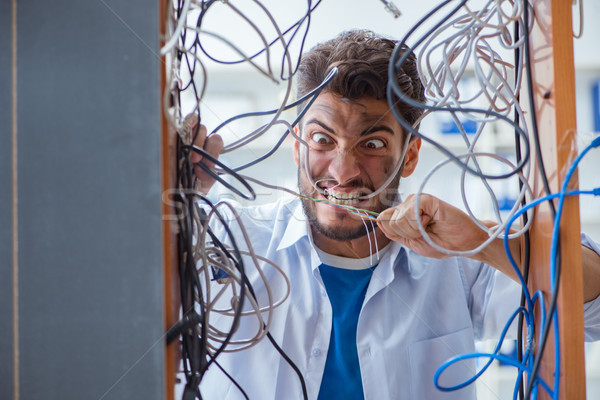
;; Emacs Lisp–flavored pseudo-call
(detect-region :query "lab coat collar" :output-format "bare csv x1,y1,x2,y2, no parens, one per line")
277,199,309,252
366,241,406,301
276,198,409,293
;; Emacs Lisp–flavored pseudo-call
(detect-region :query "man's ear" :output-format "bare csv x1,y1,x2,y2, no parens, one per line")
293,126,300,166
401,137,421,177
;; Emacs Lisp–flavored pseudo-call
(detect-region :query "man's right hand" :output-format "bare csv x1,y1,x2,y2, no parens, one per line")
185,114,224,195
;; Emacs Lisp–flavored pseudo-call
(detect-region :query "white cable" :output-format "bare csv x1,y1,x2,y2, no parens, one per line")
194,200,291,352
414,152,533,257
160,0,192,56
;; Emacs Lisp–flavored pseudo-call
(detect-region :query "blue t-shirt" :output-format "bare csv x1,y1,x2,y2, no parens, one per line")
317,263,374,400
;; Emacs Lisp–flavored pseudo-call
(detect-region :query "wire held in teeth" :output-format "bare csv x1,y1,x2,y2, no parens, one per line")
309,178,379,219
239,173,380,221
315,179,340,198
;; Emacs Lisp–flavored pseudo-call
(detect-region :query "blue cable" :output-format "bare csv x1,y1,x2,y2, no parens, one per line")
434,306,529,391
433,135,600,398
545,135,600,399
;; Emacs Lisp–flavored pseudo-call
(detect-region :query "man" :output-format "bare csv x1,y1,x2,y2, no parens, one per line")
190,30,600,399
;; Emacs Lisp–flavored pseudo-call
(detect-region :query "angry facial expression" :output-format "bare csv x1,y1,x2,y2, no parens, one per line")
294,92,420,242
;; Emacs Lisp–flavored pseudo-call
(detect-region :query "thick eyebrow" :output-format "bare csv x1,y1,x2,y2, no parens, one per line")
305,119,335,134
304,119,395,137
360,124,395,137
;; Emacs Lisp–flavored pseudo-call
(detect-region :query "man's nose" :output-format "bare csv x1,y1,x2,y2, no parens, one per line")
328,151,361,186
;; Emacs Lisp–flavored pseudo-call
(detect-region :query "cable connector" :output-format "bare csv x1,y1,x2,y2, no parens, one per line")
593,187,600,196
379,0,401,18
591,135,600,148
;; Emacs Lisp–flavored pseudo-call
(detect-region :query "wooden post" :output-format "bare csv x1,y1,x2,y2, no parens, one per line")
526,0,586,398
160,1,180,399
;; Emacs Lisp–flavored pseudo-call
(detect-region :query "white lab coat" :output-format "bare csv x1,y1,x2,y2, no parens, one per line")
194,197,600,400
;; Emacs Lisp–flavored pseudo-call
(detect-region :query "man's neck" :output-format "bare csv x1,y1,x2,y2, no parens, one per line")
311,227,392,259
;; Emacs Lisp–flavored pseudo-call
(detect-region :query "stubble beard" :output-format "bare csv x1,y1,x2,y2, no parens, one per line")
297,162,402,242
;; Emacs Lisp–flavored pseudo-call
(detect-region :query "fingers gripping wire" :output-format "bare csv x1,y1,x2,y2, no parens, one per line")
414,152,534,257
389,0,533,253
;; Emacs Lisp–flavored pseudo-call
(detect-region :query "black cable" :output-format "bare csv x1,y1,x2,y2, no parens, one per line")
267,332,309,400
230,68,336,172
521,1,562,398
202,67,337,175
194,198,308,400
194,202,248,378
166,312,202,345
177,188,309,400
168,2,253,398
513,16,531,400
386,0,531,181
213,359,250,400
194,0,321,76
168,2,316,398
189,145,256,200
175,110,240,398
211,66,337,137
277,0,320,80
176,138,209,397
174,193,250,398
168,2,554,399
385,2,562,397
239,272,309,400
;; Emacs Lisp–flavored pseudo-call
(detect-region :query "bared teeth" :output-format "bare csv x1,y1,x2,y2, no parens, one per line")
325,190,361,205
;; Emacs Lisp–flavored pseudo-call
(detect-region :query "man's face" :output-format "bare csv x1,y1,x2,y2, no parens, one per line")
293,92,420,242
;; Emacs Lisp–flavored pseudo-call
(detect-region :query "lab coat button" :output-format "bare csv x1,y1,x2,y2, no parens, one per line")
312,348,321,357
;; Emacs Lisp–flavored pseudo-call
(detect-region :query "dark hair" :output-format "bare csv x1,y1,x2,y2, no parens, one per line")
296,29,425,128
